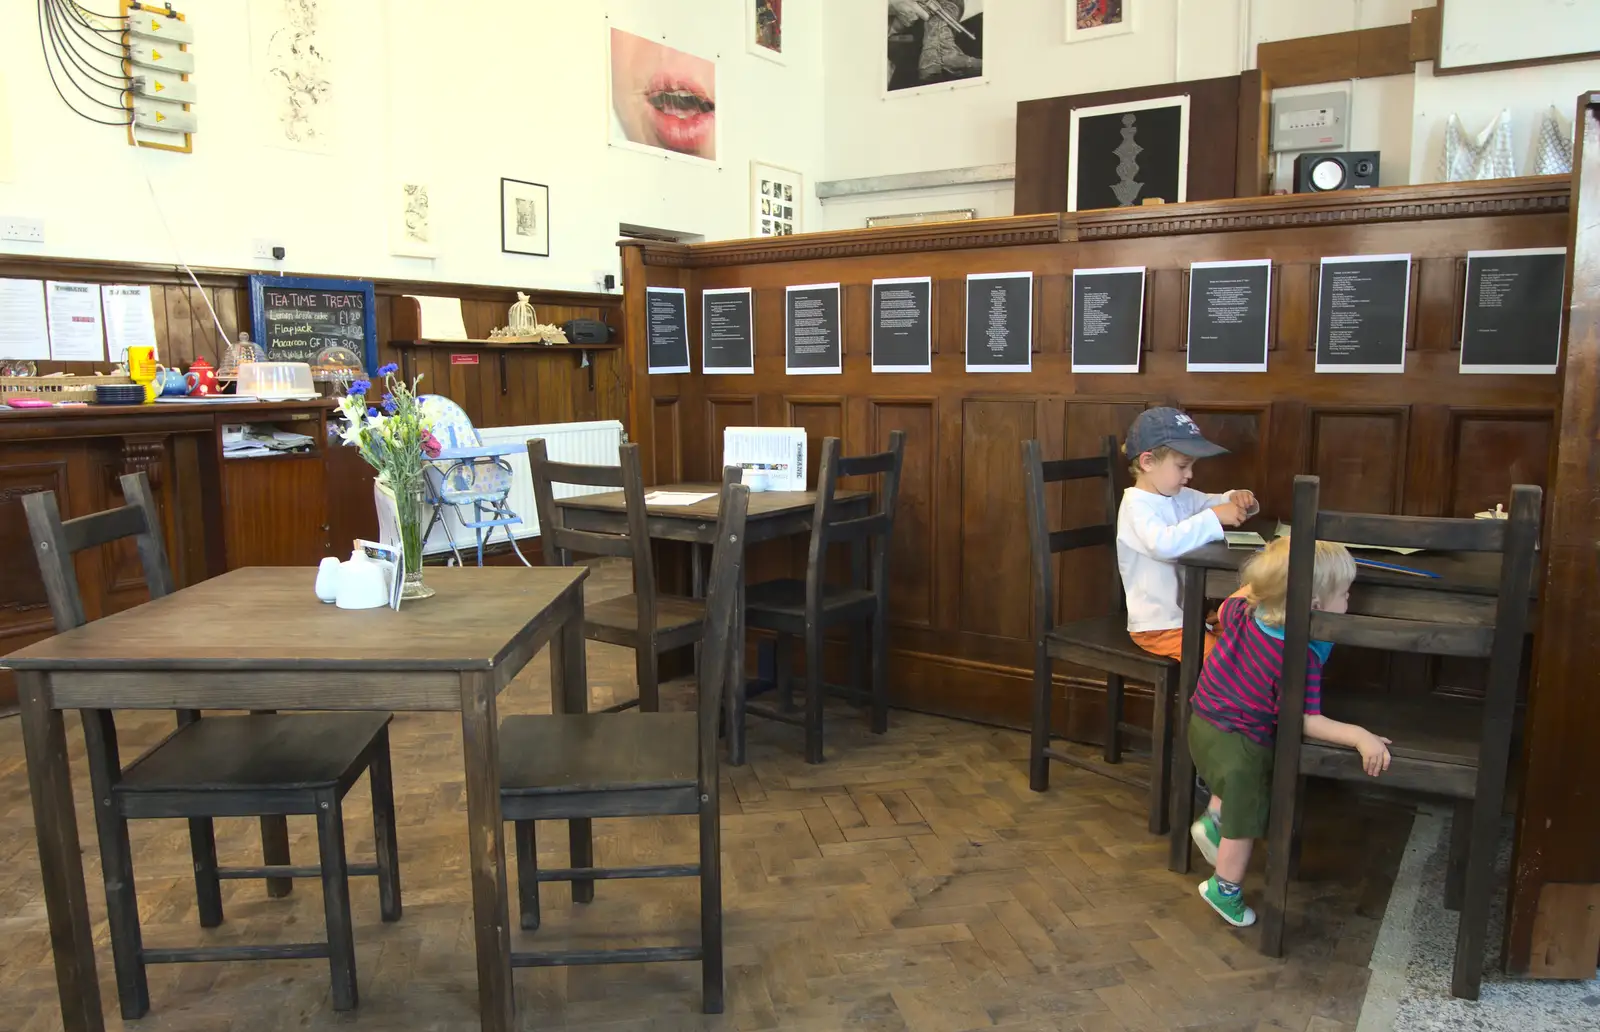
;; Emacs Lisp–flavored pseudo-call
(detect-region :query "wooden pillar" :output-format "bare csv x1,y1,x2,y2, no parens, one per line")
620,243,654,484
1507,91,1600,978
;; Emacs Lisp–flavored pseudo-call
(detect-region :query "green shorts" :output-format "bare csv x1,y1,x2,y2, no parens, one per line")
1187,717,1274,840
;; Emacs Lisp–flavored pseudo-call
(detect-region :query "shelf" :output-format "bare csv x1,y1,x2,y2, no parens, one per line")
391,338,621,351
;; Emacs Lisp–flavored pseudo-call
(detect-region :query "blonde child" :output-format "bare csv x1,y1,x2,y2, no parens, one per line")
1117,407,1257,661
1187,536,1392,927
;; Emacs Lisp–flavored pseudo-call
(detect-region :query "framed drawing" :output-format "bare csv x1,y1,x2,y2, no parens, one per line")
390,181,438,258
1066,0,1135,43
500,178,550,257
748,0,783,63
886,0,984,96
751,161,803,237
607,24,719,164
1067,95,1189,212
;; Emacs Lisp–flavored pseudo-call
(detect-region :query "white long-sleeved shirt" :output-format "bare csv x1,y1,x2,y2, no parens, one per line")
1116,485,1235,633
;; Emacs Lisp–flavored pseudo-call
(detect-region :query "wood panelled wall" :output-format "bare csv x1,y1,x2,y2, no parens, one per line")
620,179,1570,734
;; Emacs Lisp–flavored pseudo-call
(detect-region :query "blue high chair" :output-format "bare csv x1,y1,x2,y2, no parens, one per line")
418,395,531,567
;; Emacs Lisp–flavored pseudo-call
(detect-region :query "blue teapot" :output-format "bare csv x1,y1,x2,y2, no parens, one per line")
153,366,189,397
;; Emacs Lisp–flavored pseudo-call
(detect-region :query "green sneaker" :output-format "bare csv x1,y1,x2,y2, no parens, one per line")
1190,810,1221,868
1199,876,1256,928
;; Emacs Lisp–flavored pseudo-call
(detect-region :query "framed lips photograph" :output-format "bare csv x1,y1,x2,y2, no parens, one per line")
608,26,719,163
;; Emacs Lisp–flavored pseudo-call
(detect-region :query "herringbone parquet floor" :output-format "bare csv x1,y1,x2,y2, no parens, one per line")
1,563,1413,1032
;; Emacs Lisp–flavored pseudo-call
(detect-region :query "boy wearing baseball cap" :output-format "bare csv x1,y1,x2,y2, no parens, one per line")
1117,407,1256,661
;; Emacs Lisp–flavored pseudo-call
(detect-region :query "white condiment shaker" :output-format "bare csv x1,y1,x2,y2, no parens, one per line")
314,556,342,603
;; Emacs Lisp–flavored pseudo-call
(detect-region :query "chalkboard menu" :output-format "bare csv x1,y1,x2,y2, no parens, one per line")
1187,259,1271,372
249,275,377,375
871,277,932,372
1072,266,1146,372
702,287,754,373
1315,254,1410,374
646,287,692,374
1460,247,1566,375
965,272,1033,372
785,283,842,374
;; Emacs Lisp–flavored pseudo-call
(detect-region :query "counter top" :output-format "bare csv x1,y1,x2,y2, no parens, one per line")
0,398,334,442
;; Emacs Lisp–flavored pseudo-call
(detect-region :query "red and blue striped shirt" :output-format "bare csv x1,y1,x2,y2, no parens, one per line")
1191,596,1327,747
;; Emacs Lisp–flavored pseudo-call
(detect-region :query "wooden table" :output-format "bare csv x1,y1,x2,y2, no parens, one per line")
556,482,869,764
1166,539,1519,872
2,565,588,1032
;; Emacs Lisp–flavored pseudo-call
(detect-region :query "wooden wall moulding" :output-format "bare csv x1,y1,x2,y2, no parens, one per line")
119,435,169,489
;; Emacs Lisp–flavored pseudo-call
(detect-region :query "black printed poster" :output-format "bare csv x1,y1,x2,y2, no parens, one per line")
785,283,842,374
1071,266,1146,372
1315,255,1411,374
702,287,754,374
1187,259,1271,372
965,272,1032,372
1460,248,1566,375
871,277,932,372
645,286,691,374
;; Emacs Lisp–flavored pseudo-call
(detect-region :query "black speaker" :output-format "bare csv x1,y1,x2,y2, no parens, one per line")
1293,151,1380,193
562,319,612,344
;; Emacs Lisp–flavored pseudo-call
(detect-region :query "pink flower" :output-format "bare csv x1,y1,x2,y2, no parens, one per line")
421,431,442,459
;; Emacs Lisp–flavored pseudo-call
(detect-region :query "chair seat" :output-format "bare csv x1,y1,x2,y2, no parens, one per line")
499,712,698,795
744,578,876,619
117,713,392,794
1047,616,1177,669
586,594,705,636
1301,689,1485,797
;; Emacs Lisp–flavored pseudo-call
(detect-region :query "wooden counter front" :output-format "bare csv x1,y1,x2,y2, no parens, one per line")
0,399,335,710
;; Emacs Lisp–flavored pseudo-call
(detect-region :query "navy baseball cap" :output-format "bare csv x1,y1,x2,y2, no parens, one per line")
1125,407,1229,459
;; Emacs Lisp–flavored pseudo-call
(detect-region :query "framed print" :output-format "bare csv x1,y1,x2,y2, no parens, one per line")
500,178,550,257
751,160,803,237
1066,0,1135,43
390,180,438,258
748,0,783,63
886,0,984,95
1067,95,1188,212
608,24,718,164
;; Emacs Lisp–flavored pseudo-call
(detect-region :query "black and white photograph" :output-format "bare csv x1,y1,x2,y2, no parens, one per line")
703,287,756,374
1315,254,1411,374
872,276,933,372
751,160,804,237
786,283,843,374
887,0,984,94
499,178,550,257
1460,247,1566,374
1187,258,1272,372
1072,266,1146,372
1068,96,1188,212
645,286,691,374
965,272,1032,372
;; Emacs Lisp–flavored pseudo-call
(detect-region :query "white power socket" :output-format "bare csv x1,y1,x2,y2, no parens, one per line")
252,239,285,261
1,216,44,244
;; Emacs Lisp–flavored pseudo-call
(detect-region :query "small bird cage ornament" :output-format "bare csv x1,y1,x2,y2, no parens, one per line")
508,292,536,336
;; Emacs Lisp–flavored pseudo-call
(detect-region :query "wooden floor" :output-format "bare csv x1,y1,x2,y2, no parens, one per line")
1,563,1415,1032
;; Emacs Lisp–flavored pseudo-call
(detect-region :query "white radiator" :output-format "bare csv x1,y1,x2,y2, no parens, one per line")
423,418,624,556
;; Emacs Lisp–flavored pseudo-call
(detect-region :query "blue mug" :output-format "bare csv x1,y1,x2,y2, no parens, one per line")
153,367,188,397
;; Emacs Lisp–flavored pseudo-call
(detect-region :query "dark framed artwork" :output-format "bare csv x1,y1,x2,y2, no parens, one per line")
1067,95,1189,212
501,178,550,257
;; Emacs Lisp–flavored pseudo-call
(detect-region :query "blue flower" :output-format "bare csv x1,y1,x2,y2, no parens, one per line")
349,378,371,396
377,363,399,377
381,392,397,415
367,407,379,418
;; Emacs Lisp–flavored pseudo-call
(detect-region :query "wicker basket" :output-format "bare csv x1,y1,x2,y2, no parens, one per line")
0,374,134,404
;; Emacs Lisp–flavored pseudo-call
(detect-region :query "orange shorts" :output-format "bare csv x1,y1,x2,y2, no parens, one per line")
1130,627,1217,662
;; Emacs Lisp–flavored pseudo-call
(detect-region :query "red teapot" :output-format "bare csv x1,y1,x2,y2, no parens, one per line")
185,357,219,397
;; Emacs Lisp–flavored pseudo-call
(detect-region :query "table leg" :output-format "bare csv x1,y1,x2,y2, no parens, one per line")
1167,570,1208,874
18,672,105,1032
551,584,594,904
458,668,514,1031
726,575,749,766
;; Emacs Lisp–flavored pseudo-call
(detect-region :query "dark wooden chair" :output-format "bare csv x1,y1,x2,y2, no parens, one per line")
1023,435,1179,835
529,439,708,713
499,476,748,1013
21,472,401,1017
734,432,905,765
1260,474,1540,999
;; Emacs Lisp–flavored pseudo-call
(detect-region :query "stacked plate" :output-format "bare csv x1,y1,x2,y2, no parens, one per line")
95,383,148,406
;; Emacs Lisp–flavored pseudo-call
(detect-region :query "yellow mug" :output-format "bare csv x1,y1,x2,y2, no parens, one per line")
124,346,158,383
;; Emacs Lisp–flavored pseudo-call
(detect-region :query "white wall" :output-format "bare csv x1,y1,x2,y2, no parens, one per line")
819,0,1596,230
0,0,825,292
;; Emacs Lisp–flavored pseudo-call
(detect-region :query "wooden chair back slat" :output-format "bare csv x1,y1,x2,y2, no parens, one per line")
1023,435,1123,641
541,529,637,560
534,454,628,490
22,472,174,635
1315,511,1508,553
1308,611,1495,658
696,479,750,780
805,432,906,608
